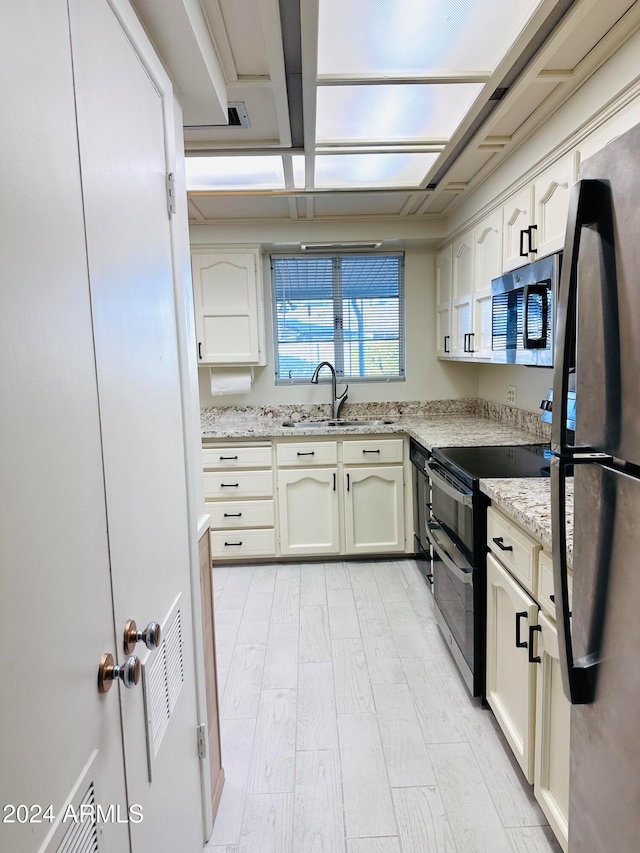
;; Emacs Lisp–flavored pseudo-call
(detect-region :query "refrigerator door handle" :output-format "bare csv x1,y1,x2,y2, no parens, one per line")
551,177,619,706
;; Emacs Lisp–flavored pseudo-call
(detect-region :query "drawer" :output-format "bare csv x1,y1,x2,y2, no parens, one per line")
204,469,273,499
202,444,272,469
343,437,404,464
276,441,338,466
210,528,276,560
206,499,274,529
538,550,573,620
487,506,541,598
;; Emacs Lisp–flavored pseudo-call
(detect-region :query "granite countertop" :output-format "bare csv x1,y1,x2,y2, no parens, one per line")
480,476,574,565
201,413,544,452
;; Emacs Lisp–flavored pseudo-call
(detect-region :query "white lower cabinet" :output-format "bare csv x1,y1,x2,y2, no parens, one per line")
344,466,405,555
486,552,538,783
277,467,340,557
534,613,570,853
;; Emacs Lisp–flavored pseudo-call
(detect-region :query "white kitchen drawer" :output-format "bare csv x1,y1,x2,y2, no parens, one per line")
488,506,541,598
202,444,272,469
206,499,274,529
342,437,404,464
210,528,276,560
276,441,338,466
538,549,573,620
204,469,273,499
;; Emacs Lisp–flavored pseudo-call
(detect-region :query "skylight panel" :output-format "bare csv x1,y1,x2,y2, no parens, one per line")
316,83,484,143
315,153,439,188
185,156,286,190
292,155,306,189
317,0,543,77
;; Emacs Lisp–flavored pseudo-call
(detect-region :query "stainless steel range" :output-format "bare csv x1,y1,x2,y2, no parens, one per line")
426,443,553,697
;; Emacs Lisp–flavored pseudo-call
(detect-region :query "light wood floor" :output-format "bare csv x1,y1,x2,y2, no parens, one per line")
205,559,562,853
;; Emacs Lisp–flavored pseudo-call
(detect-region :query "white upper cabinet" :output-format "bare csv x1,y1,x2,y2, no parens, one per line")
532,154,576,260
436,245,453,357
451,231,475,357
472,209,502,359
192,246,265,365
502,186,535,272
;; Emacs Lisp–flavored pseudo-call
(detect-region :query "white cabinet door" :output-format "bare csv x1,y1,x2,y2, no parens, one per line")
533,154,575,259
452,232,475,357
436,245,453,356
344,466,404,555
473,209,502,359
486,553,538,782
534,613,570,853
192,250,261,364
278,468,340,556
503,186,534,272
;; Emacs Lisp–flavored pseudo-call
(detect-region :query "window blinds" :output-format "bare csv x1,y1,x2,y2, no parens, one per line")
272,254,405,383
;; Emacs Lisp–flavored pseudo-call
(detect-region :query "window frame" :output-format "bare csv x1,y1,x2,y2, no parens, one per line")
271,251,406,385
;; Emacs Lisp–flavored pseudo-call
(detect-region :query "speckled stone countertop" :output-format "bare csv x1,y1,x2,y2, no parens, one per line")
480,477,574,565
201,413,545,451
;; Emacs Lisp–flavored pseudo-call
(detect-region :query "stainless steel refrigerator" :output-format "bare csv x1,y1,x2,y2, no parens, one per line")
552,120,640,851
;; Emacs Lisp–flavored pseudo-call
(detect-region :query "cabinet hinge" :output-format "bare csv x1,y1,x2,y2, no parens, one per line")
197,723,207,760
166,172,177,216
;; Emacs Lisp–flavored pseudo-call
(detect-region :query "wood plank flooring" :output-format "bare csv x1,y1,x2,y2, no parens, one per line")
205,559,562,853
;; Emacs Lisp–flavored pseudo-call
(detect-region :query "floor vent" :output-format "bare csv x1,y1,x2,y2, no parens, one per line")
57,782,99,853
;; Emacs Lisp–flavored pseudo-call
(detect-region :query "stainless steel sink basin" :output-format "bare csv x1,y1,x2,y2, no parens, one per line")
281,418,394,428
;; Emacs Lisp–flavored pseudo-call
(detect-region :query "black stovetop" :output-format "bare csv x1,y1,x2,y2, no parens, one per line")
432,444,552,489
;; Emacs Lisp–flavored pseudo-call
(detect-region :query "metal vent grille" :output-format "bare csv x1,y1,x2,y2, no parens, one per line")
57,783,99,853
184,102,250,130
143,603,184,775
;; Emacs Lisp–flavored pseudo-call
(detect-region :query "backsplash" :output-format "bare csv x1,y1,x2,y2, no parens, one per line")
201,398,551,439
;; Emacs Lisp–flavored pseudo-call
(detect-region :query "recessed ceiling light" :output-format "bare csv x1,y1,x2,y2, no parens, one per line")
185,155,285,190
315,152,439,189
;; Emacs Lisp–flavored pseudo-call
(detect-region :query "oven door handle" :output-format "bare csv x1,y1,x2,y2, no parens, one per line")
427,522,474,586
425,463,473,507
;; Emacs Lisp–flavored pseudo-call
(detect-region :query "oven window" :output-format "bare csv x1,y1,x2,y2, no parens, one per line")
431,482,475,562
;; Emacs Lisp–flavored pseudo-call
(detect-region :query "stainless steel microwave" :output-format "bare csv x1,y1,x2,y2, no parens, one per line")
490,253,561,367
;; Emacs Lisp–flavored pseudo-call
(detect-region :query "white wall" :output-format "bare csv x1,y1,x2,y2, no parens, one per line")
477,364,552,413
193,237,479,407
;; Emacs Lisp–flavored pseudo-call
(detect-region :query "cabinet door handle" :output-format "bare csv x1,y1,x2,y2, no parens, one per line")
519,228,528,257
224,541,243,547
346,473,350,492
528,224,538,254
529,624,542,663
468,332,475,353
333,473,336,491
223,512,242,518
220,455,239,460
444,334,450,354
363,449,380,454
198,342,203,360
297,451,315,456
220,483,239,488
493,536,513,552
515,611,528,648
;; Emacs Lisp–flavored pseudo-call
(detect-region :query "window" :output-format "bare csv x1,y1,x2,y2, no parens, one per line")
272,254,405,383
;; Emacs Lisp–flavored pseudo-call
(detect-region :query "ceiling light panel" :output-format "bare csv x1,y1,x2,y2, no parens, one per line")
292,155,306,189
317,0,543,76
316,83,484,143
185,156,285,190
315,153,439,188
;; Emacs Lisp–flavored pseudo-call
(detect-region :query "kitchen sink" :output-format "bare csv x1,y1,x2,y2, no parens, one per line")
281,418,394,428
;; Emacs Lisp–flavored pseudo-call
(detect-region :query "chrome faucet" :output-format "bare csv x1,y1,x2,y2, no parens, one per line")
310,361,349,420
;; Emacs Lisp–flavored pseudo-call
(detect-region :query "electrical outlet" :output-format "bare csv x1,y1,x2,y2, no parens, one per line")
507,385,517,405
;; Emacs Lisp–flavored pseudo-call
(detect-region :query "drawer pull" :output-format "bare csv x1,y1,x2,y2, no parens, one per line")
493,536,513,552
347,473,350,491
515,611,528,648
220,455,239,460
223,512,242,518
220,483,239,488
297,451,315,456
224,541,243,547
363,449,380,454
529,624,542,664
333,472,336,491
